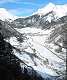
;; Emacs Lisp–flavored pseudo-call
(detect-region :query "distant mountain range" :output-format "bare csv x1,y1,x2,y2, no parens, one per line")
13,3,67,29
0,3,67,22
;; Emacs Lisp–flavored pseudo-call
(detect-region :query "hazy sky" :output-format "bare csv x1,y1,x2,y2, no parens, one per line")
0,0,67,16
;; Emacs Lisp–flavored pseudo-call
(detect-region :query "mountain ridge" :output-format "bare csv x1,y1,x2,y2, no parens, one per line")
0,3,67,21
33,3,67,18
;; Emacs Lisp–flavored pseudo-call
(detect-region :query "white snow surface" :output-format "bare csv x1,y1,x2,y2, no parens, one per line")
33,3,67,18
9,27,66,77
0,8,17,21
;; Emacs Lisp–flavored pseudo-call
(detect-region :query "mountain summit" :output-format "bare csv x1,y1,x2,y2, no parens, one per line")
33,3,67,18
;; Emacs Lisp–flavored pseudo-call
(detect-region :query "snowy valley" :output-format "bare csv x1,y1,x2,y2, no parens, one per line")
0,3,66,80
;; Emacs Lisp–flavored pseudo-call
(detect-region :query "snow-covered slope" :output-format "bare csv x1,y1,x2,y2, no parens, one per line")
0,3,66,80
33,3,67,20
7,27,66,79
0,8,17,21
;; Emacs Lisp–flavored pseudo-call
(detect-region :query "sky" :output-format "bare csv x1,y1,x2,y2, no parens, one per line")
0,0,67,16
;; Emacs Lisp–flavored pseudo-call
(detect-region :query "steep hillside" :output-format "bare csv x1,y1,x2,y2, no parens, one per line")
14,13,67,29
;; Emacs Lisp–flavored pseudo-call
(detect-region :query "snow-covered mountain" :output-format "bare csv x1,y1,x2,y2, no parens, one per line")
0,8,17,21
0,3,66,80
14,3,67,29
33,3,67,20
